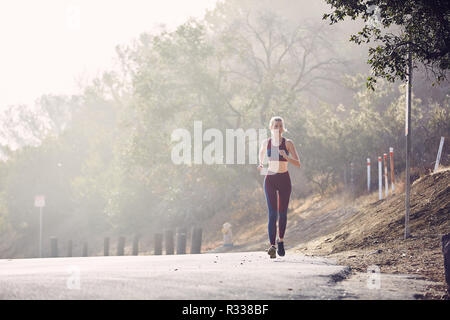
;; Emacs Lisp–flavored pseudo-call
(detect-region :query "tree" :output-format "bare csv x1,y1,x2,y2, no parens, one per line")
206,2,349,127
323,0,450,89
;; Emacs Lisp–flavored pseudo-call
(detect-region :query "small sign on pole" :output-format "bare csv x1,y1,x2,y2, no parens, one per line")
34,195,45,208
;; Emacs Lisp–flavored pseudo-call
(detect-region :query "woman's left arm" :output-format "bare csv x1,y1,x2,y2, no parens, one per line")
285,140,301,168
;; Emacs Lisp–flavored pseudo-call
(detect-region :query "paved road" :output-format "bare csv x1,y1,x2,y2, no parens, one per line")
0,251,434,299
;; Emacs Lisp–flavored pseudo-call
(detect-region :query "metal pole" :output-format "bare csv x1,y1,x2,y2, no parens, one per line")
367,158,371,192
383,153,389,198
39,207,43,258
378,156,382,200
405,48,412,239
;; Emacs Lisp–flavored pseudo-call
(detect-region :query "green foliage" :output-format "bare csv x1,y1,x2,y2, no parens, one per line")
323,0,450,89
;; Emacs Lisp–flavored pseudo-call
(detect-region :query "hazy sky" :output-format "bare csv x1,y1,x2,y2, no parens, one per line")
0,0,218,111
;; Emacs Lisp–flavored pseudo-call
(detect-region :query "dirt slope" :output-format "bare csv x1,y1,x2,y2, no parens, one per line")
294,168,449,299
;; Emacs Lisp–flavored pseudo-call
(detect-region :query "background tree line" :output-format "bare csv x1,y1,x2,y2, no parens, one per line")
0,0,448,257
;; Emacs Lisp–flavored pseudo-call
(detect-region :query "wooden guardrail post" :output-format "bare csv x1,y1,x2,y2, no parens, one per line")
67,240,72,257
190,227,202,254
104,237,110,256
117,236,125,256
176,227,187,254
82,242,88,257
165,229,174,255
132,234,140,256
154,233,163,255
50,236,58,258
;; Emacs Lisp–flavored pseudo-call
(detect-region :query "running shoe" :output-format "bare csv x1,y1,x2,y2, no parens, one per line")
267,245,276,259
277,241,285,256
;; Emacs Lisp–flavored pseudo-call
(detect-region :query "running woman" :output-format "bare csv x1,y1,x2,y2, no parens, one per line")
258,116,301,259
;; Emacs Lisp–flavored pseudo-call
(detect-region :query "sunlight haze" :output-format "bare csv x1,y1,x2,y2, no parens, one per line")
0,0,218,110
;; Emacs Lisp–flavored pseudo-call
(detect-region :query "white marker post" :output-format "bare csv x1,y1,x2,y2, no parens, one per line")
367,158,371,192
378,156,382,200
383,153,389,198
350,162,354,195
34,195,46,258
389,147,395,193
434,137,445,173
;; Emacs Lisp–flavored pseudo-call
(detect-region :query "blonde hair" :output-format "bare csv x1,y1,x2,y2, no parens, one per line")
269,116,288,133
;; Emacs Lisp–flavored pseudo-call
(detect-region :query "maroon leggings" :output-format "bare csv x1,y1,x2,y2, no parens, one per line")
263,171,292,245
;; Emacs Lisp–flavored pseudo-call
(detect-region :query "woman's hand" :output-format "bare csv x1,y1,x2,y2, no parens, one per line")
257,164,264,172
279,150,289,159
